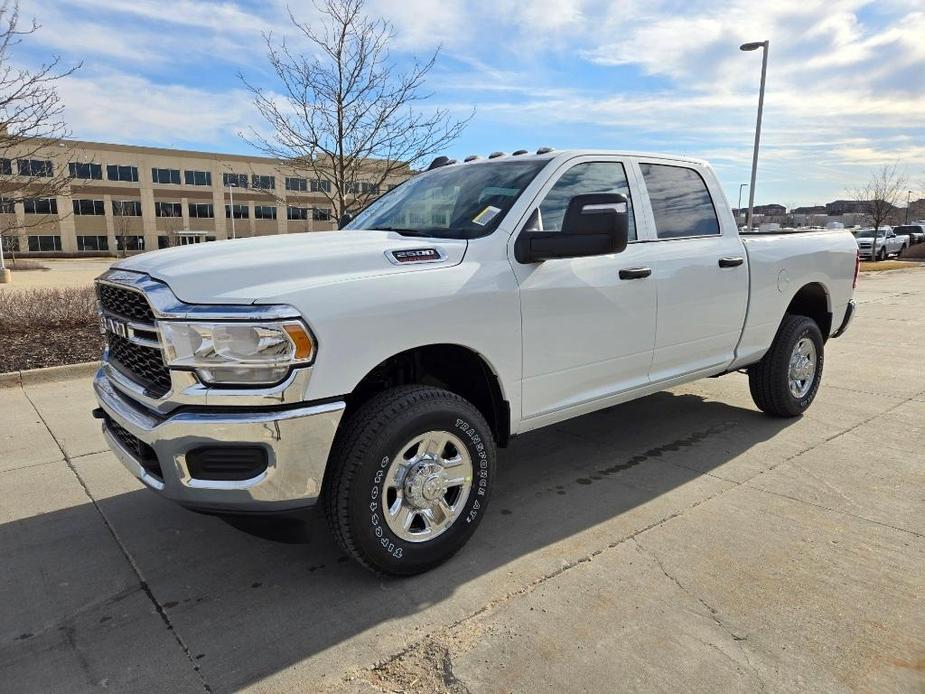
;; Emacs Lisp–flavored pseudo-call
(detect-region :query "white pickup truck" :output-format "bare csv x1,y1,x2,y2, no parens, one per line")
92,149,858,575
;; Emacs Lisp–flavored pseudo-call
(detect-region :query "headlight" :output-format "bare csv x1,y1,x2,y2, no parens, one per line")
160,320,315,385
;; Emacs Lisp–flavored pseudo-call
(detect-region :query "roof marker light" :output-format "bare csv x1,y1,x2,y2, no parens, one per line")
512,149,528,155
536,147,554,154
488,151,505,159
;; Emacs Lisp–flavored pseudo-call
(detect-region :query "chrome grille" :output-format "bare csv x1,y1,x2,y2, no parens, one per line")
97,282,156,323
97,280,171,398
108,333,172,398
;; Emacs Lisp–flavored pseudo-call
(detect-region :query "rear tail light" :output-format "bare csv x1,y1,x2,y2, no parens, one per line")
853,249,860,288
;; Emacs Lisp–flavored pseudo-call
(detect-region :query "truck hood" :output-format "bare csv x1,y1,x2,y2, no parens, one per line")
113,230,468,304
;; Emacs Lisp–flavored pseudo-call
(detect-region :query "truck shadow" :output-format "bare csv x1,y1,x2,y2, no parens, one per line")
2,387,798,690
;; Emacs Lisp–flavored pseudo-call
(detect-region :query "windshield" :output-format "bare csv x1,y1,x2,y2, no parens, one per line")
857,230,883,238
343,160,547,239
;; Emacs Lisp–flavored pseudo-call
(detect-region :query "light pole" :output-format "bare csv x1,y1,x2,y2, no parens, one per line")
740,40,769,232
906,190,912,224
227,183,237,239
737,183,749,227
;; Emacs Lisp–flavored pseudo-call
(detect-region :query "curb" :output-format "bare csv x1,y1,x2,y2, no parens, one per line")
0,361,100,389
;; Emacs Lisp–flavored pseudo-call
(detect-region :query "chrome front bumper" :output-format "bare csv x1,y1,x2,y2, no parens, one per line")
93,369,345,512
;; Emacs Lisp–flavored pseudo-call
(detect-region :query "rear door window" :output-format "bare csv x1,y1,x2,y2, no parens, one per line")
640,163,720,239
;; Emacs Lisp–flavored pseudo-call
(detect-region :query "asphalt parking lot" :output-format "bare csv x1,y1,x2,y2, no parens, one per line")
2,268,924,693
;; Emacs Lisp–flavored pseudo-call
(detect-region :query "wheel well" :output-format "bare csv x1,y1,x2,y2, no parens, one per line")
345,344,510,447
786,283,831,340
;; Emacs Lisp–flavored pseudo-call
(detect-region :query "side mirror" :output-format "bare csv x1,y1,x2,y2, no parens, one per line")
514,193,629,264
338,212,354,229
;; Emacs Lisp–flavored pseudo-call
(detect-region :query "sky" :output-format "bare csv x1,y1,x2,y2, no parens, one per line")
14,0,925,208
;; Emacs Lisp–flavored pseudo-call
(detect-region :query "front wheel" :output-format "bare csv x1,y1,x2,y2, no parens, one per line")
749,314,824,417
877,247,887,261
323,386,495,576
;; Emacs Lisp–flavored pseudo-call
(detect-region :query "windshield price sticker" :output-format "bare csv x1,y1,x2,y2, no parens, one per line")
472,205,501,226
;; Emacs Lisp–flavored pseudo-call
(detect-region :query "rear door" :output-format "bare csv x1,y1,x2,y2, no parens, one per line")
635,162,749,382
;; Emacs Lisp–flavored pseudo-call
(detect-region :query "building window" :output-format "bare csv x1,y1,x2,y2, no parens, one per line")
27,235,62,251
69,162,103,180
72,199,105,216
287,205,309,220
225,203,249,219
154,201,182,217
18,159,53,177
116,235,145,251
0,197,15,214
311,179,331,193
285,177,307,192
251,174,275,190
184,170,212,186
152,168,181,185
112,200,142,216
2,235,19,252
254,205,277,220
24,197,58,215
313,207,332,221
77,235,109,251
188,202,214,218
222,172,248,188
0,158,11,175
157,235,171,249
107,165,139,182
345,181,379,195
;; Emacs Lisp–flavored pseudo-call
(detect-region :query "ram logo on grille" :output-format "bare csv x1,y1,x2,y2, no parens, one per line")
101,315,130,339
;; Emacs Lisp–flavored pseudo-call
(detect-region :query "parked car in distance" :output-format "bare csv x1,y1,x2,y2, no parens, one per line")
856,227,907,260
893,224,925,245
92,149,859,575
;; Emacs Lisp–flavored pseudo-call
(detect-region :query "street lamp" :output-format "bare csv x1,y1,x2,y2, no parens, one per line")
737,183,749,227
906,190,912,224
740,40,769,232
227,182,237,239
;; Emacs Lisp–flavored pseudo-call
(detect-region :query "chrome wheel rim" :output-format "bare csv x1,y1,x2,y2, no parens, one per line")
382,430,473,543
788,337,817,399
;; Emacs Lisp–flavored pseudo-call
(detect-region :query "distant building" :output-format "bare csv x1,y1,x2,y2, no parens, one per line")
826,199,875,215
732,203,787,218
0,139,409,256
792,205,826,215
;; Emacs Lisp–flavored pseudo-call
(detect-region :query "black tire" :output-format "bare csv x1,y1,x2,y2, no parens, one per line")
323,385,495,576
748,314,824,417
877,247,886,261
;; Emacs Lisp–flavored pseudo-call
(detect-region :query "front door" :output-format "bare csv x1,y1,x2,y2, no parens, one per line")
511,159,658,421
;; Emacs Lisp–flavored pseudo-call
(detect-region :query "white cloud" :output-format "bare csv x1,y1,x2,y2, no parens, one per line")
56,70,256,148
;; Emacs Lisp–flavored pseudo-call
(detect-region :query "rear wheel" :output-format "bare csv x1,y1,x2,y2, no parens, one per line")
749,314,824,417
323,386,495,576
877,247,887,261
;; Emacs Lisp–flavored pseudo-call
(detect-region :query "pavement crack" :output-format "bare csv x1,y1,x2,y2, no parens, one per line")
21,387,214,694
631,538,766,692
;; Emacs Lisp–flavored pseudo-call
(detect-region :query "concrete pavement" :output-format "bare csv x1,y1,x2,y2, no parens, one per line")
1,268,923,693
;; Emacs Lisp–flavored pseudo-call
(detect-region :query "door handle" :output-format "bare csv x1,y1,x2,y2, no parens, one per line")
619,267,652,280
718,257,744,268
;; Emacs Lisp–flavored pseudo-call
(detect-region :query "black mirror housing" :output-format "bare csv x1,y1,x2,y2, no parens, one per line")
515,193,629,263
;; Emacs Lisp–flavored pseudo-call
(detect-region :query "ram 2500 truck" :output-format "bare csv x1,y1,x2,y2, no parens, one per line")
92,149,859,575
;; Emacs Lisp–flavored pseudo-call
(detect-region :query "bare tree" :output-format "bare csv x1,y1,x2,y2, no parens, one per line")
848,163,908,260
0,1,79,270
241,0,470,221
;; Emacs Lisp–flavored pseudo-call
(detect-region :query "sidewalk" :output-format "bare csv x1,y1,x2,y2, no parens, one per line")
2,268,924,693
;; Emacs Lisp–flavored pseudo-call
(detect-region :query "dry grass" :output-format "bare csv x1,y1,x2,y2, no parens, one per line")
859,260,922,272
0,286,98,333
4,258,49,271
0,286,103,372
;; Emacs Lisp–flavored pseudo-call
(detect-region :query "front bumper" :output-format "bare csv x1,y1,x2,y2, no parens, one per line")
93,369,345,512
